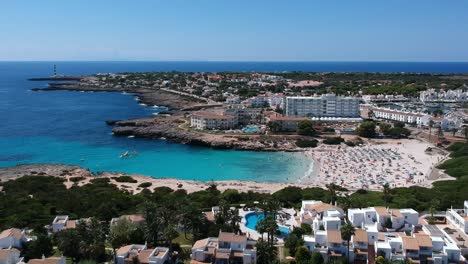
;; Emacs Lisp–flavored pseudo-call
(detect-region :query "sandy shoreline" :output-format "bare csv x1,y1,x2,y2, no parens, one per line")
0,139,453,194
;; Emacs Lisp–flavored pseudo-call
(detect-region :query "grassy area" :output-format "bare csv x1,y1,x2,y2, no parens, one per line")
173,231,193,246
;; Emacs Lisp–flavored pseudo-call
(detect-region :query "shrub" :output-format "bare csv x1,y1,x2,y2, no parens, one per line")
138,182,152,188
69,176,85,183
344,140,356,147
322,137,344,145
112,176,137,183
295,139,318,148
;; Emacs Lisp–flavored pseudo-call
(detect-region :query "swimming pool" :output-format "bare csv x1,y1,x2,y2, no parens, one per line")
244,212,290,236
242,125,261,133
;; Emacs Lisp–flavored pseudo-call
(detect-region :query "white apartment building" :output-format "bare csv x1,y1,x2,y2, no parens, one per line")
116,245,169,264
446,201,468,234
348,207,418,232
285,94,360,117
369,107,432,127
190,112,237,130
191,232,256,264
362,94,409,103
420,89,468,103
299,201,344,234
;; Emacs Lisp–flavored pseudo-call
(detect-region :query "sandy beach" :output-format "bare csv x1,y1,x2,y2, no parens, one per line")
303,139,450,190
0,139,453,193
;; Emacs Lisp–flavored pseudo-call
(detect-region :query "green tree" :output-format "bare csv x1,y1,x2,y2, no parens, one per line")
356,121,376,138
300,223,313,235
256,239,277,264
267,121,281,133
163,225,179,252
294,246,311,264
108,218,137,262
382,183,392,206
379,123,392,135
340,223,355,264
54,229,82,262
310,251,324,264
22,235,53,261
326,183,338,205
297,120,316,136
284,234,304,256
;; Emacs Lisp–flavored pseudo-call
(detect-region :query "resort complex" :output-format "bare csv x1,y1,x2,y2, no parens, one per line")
3,199,468,264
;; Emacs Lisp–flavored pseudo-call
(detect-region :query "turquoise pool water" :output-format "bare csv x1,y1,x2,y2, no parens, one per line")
244,212,290,236
242,125,261,133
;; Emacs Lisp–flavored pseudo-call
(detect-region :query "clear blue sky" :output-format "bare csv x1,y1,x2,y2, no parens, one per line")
1,0,467,61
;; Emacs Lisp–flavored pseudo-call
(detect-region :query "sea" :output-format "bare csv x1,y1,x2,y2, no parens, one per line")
1,61,468,182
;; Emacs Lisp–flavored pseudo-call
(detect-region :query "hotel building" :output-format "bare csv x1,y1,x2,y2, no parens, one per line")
285,94,360,118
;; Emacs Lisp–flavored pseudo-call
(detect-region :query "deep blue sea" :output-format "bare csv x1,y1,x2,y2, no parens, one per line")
1,61,468,182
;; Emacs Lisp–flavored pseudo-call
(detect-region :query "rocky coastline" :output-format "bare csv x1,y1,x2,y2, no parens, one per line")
31,77,304,152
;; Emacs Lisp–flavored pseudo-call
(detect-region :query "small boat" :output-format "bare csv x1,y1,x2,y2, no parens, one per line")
120,151,129,158
128,135,135,138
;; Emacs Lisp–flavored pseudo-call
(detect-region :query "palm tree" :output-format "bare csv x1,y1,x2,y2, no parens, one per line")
141,201,161,245
108,218,136,263
163,225,179,253
338,194,352,221
181,205,205,240
255,239,277,264
326,183,338,204
340,223,355,264
428,120,434,141
382,183,391,206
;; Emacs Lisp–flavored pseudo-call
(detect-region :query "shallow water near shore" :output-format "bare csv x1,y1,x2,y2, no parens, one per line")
0,62,315,182
1,61,467,182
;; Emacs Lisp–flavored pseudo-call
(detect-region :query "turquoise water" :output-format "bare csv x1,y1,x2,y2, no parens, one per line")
2,61,468,182
245,212,290,236
0,62,311,182
242,125,261,133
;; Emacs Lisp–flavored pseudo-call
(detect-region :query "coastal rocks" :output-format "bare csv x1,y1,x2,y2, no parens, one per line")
0,164,93,179
110,115,301,152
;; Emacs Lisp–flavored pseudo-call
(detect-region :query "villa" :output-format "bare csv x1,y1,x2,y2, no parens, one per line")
191,232,256,264
51,215,88,233
0,229,28,249
446,201,468,234
0,248,21,264
298,200,344,233
348,207,419,232
115,244,170,264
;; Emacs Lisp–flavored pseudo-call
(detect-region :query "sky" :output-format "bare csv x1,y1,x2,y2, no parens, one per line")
1,0,467,62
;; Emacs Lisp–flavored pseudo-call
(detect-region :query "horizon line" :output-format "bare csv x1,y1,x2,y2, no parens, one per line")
1,60,468,63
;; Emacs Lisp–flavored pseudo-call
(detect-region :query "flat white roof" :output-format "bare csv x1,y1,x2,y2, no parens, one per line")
376,241,391,249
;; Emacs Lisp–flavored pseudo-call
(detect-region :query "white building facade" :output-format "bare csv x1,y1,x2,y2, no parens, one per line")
285,94,360,117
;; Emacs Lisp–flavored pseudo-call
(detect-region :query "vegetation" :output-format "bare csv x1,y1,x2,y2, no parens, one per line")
295,139,318,148
297,120,316,136
0,143,467,262
112,176,138,183
379,122,411,138
137,182,152,188
356,121,377,138
322,136,345,145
